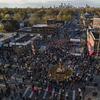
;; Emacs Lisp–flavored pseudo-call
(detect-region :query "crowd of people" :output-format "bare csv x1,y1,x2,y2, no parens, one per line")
0,43,99,100
0,13,99,99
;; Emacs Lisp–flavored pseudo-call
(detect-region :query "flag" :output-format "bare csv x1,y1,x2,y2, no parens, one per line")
87,31,94,56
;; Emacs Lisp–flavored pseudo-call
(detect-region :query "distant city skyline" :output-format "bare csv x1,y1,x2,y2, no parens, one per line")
0,0,99,8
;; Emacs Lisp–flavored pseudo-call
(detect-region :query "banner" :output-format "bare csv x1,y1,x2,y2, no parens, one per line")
87,31,94,56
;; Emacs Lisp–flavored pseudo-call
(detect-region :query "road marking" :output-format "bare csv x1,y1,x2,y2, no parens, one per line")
43,87,48,99
72,90,75,100
65,91,68,100
58,89,61,100
23,86,30,97
29,91,33,98
51,88,55,98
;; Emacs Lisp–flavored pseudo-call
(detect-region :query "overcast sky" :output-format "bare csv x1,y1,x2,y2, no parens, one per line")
0,0,99,8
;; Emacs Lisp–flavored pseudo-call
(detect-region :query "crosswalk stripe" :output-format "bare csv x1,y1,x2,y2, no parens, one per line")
72,90,75,100
23,86,30,97
58,89,61,100
65,91,68,100
51,88,55,98
29,91,33,98
43,87,48,99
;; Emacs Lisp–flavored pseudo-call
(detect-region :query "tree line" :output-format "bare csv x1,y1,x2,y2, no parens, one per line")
0,7,100,32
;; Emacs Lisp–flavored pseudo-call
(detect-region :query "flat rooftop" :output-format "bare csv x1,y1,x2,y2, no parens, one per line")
33,24,48,27
17,27,32,32
32,24,57,28
0,33,16,43
10,34,36,46
15,34,34,43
